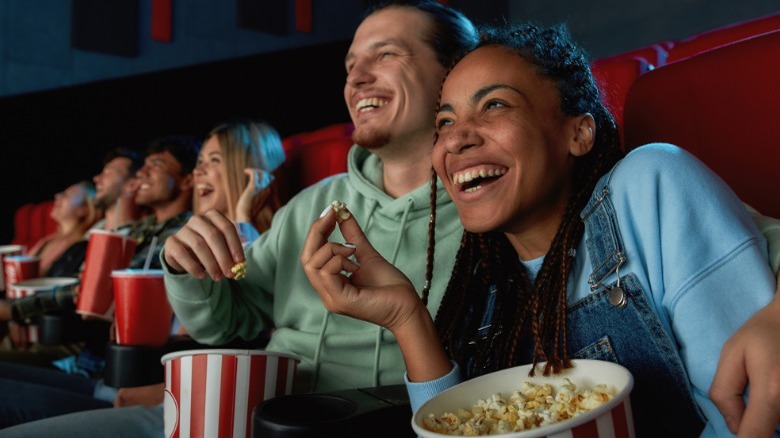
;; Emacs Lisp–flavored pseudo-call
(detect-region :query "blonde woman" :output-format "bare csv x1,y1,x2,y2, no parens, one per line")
193,120,285,246
28,181,101,276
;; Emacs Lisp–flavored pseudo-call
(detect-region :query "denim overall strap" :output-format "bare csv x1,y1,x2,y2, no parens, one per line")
574,170,705,436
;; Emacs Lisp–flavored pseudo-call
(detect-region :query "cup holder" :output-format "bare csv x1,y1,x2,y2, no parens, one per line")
252,385,414,437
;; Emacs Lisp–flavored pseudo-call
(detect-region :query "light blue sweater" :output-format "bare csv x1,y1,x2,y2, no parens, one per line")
407,144,777,437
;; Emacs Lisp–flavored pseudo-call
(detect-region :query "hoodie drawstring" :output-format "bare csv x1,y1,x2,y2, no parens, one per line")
311,197,415,391
372,197,415,386
310,310,331,392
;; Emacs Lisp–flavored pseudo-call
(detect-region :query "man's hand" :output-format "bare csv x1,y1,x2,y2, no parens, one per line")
163,210,245,281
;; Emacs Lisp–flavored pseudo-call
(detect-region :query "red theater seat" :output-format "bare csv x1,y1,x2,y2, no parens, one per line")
276,122,354,203
666,12,780,63
623,30,780,217
591,56,653,147
11,200,56,251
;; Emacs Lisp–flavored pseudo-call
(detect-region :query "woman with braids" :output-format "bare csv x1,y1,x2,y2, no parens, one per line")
302,23,779,436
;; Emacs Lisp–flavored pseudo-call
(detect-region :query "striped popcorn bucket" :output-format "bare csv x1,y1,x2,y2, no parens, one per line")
7,277,79,345
162,349,299,438
413,359,635,438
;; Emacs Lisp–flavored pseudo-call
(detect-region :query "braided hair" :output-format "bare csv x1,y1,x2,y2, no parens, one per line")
424,23,625,376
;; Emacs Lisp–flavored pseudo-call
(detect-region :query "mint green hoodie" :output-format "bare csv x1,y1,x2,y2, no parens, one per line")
163,145,463,393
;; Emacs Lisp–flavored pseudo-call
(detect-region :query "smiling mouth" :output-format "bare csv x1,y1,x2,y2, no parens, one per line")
196,184,213,197
452,166,507,193
356,97,388,113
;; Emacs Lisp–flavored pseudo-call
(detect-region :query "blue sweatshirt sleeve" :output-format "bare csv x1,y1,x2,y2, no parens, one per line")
404,362,462,413
608,144,776,436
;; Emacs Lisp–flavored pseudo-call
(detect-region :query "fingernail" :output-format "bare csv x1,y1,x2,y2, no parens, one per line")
331,200,352,222
341,242,356,249
319,204,332,218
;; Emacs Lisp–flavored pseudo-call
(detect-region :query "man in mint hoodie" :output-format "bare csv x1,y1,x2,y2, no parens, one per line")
161,1,478,395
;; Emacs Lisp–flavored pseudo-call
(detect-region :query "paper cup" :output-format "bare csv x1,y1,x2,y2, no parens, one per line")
162,349,299,438
0,245,25,292
4,255,40,296
7,277,80,344
112,269,173,347
77,230,137,320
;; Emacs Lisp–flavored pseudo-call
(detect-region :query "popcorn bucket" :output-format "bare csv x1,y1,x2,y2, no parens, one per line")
76,230,137,320
7,277,80,344
112,269,173,347
3,255,40,296
162,349,299,438
0,245,25,292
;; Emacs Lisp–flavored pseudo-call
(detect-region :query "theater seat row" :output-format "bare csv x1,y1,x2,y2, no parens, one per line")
591,11,780,142
10,122,356,251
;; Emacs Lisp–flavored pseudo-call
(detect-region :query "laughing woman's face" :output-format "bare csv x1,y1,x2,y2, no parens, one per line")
433,45,581,248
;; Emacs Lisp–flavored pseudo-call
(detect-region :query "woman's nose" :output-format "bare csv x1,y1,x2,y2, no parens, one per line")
439,124,481,155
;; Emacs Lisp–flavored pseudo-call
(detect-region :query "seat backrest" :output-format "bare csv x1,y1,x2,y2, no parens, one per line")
11,204,33,248
666,12,780,63
623,30,780,217
12,200,56,250
276,122,354,203
591,56,653,148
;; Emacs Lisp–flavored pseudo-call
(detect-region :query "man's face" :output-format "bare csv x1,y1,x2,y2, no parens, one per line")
134,151,185,208
343,7,446,150
93,157,132,209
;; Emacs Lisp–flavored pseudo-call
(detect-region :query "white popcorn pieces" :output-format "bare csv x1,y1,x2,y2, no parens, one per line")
422,378,615,435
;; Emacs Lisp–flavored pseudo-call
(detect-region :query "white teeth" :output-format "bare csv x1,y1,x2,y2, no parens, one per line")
451,167,507,186
465,185,482,193
139,184,150,190
356,97,387,112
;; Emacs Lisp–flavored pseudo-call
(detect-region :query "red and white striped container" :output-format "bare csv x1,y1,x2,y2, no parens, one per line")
0,245,25,292
7,277,80,344
413,359,635,438
162,349,299,438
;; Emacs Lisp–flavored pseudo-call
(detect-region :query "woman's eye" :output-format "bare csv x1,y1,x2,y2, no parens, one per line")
436,118,453,129
486,100,505,110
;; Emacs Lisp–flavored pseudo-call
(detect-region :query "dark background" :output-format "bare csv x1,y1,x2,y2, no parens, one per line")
0,40,352,243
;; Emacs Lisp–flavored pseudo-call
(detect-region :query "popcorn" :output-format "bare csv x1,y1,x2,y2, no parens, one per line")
423,378,614,435
231,260,247,280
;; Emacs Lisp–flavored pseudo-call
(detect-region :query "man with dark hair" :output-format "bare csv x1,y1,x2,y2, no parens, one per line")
0,135,200,430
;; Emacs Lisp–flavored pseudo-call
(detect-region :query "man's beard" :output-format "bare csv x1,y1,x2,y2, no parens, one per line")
352,126,391,150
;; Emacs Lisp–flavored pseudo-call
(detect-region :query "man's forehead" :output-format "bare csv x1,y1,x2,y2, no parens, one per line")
146,151,180,167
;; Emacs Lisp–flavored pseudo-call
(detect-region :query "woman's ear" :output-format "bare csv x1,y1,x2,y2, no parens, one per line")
570,113,596,157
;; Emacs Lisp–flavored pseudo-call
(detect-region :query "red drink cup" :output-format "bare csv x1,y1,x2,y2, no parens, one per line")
162,349,299,438
0,244,25,292
112,269,173,347
8,277,80,344
4,255,40,296
77,230,137,321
